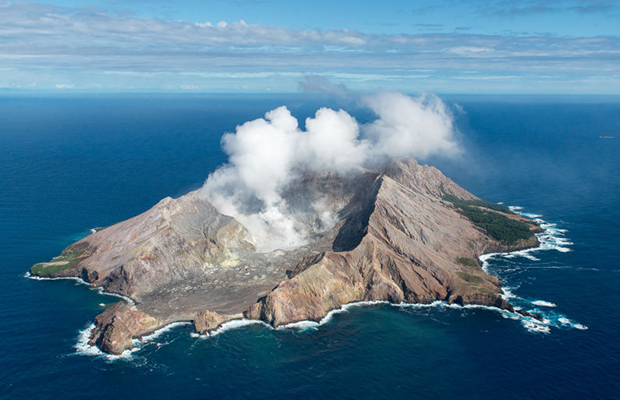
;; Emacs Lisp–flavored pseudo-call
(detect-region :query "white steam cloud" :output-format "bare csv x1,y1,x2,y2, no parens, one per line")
200,91,460,252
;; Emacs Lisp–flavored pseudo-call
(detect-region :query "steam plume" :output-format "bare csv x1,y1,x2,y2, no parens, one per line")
200,91,460,252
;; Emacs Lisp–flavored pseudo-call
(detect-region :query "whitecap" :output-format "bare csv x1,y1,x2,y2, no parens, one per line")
278,300,391,331
506,250,540,261
559,317,589,330
501,287,518,300
205,319,270,338
74,321,191,360
279,320,320,331
140,322,191,342
522,320,551,334
397,300,444,310
190,298,587,344
522,213,543,219
25,272,88,285
480,206,574,266
74,324,101,357
479,253,500,274
74,323,137,360
91,286,135,305
25,271,135,305
531,300,557,308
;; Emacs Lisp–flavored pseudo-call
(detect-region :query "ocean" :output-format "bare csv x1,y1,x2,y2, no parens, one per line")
1,94,619,399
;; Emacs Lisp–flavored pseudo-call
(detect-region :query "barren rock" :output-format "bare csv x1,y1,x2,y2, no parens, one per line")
33,157,540,354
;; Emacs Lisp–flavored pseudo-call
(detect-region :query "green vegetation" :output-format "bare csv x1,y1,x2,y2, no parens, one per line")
456,257,479,268
442,194,512,213
30,250,83,277
456,271,484,284
473,286,495,295
443,194,534,245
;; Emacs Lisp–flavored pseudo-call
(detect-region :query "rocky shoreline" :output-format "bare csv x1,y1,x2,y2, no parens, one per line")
31,158,543,355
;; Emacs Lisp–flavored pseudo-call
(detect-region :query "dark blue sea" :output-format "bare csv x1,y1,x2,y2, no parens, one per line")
1,94,619,399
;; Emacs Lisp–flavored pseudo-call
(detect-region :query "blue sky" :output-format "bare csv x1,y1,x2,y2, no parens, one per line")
1,0,619,93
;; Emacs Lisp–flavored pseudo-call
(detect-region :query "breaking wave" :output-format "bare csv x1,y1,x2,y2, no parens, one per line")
190,319,270,339
25,272,135,305
478,206,587,333
75,322,192,361
74,323,137,360
191,298,577,342
531,300,557,308
141,322,192,342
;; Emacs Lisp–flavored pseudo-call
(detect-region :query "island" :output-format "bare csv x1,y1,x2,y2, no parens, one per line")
30,157,542,354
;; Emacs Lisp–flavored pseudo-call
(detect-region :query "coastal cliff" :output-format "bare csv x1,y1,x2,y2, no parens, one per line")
31,157,540,354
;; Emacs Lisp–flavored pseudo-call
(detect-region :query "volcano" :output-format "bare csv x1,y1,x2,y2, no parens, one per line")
31,157,540,354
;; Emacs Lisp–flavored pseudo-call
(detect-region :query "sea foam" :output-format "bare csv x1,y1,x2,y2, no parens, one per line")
192,319,271,339
25,272,135,305
74,323,137,360
478,206,587,333
531,300,557,308
75,321,192,360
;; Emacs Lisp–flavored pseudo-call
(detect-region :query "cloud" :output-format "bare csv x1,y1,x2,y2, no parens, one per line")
363,91,460,160
414,23,444,31
475,0,618,16
298,75,351,98
200,90,460,251
0,2,619,93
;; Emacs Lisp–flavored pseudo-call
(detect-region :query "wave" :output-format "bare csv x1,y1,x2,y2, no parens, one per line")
480,207,573,270
79,297,588,360
521,213,543,219
313,300,561,335
501,285,520,300
140,322,192,342
503,250,540,261
521,320,551,334
478,206,587,333
531,300,557,308
25,272,135,306
75,321,192,360
74,323,137,360
91,287,135,306
25,271,88,284
191,319,271,339
194,299,574,339
558,317,588,330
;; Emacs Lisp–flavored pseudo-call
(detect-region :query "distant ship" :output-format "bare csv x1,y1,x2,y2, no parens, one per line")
599,134,614,139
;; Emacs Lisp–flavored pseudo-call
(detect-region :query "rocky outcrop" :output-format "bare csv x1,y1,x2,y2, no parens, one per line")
32,157,541,354
194,310,238,335
89,302,163,355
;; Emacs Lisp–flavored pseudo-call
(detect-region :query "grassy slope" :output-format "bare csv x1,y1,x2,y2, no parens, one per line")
30,250,83,277
443,194,535,246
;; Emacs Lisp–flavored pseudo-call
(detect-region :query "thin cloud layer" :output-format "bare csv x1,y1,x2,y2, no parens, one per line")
0,2,619,93
474,0,617,15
